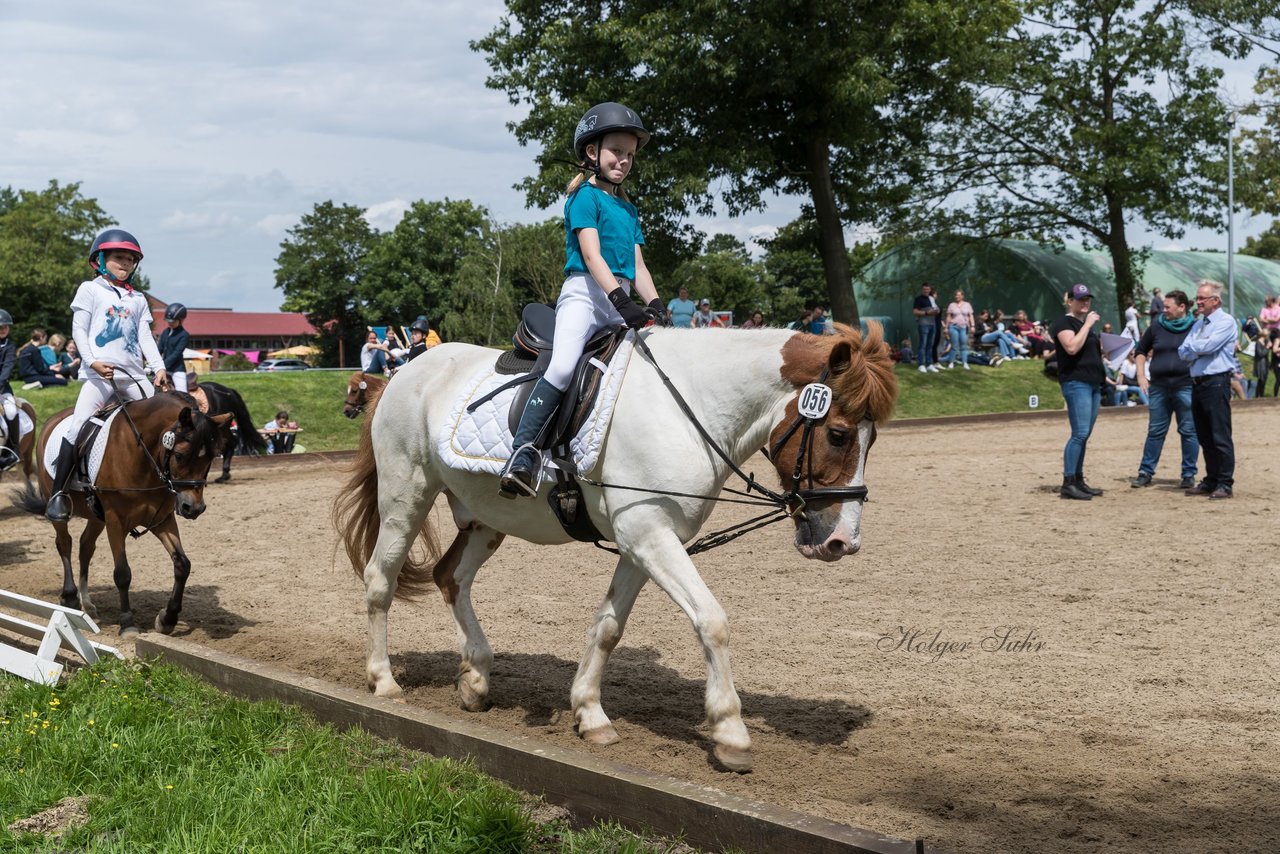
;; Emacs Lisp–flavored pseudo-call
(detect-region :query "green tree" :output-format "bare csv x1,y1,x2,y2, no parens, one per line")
274,201,377,368
1237,64,1280,218
920,1,1280,308
1241,221,1280,260
0,180,112,335
670,243,767,325
362,199,488,339
474,0,1017,325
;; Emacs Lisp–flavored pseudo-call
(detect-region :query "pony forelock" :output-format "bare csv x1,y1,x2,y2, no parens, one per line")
781,322,898,424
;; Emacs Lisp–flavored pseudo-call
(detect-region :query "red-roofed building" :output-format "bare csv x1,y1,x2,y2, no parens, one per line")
150,298,317,360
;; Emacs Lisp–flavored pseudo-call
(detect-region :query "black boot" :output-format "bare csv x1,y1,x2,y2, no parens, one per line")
499,378,564,499
0,416,19,471
45,438,78,522
1076,474,1104,496
1060,475,1092,501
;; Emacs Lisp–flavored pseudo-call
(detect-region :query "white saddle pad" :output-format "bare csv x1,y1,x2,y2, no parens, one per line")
438,337,634,478
0,402,35,442
42,409,124,488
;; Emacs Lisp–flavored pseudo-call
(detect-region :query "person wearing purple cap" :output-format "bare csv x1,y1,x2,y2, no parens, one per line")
1049,283,1106,500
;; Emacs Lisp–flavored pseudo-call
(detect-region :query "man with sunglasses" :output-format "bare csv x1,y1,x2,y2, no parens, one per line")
1177,280,1238,499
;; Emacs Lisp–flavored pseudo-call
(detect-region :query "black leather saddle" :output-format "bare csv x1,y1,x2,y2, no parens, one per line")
469,303,627,450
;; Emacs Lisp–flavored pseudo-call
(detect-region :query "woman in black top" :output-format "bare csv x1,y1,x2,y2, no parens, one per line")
1049,284,1106,500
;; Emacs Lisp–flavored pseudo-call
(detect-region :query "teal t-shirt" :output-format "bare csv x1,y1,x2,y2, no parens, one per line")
563,183,645,280
667,297,696,328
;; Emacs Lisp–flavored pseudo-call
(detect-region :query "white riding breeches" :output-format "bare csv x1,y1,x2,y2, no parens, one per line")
1,392,15,421
546,272,629,391
64,373,155,441
172,370,189,392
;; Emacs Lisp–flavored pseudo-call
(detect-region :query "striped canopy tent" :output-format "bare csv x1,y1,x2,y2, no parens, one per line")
853,237,1280,346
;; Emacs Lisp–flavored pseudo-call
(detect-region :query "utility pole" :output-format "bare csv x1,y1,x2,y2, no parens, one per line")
1227,111,1236,318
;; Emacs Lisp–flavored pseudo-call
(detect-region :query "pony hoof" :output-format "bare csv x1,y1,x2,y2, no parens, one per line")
154,614,177,635
713,744,753,773
457,682,491,712
580,725,621,746
369,678,402,698
215,473,231,484
119,625,142,638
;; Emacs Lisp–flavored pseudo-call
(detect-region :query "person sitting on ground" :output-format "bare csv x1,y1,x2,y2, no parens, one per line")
360,329,401,376
897,338,914,364
739,310,766,329
59,338,82,378
1106,351,1148,407
389,317,438,364
260,410,302,454
18,328,69,388
789,307,814,332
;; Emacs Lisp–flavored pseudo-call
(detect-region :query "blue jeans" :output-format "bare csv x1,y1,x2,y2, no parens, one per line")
942,324,969,365
980,331,1015,358
1109,384,1149,406
1061,380,1101,476
917,324,936,366
1139,382,1198,478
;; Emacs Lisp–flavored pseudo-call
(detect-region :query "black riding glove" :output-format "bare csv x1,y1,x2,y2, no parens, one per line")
645,298,671,327
608,288,650,330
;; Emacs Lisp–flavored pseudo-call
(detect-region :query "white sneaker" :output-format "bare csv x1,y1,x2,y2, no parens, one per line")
918,365,928,373
963,362,971,370
22,381,42,390
928,364,940,373
946,362,955,370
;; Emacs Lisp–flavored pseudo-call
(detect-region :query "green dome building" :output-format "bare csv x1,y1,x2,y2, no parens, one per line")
853,238,1280,346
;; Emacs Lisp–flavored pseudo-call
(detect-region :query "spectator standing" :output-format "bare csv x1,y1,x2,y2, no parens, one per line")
1130,289,1198,488
1259,295,1280,335
157,303,191,392
1177,280,1238,499
667,286,696,328
941,289,975,370
1122,299,1141,342
911,283,941,373
1148,288,1164,326
1269,330,1280,398
1249,330,1269,398
1051,284,1106,500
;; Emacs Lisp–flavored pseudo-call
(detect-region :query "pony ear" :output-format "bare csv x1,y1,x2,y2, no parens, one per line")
178,406,195,429
827,341,852,376
211,413,233,426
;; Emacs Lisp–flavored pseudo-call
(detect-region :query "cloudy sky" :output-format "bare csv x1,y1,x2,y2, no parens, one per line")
4,3,1273,313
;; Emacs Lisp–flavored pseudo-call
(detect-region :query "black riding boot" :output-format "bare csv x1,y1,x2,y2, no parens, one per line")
0,416,19,471
499,378,564,499
1059,475,1092,501
45,438,78,522
1076,475,1104,496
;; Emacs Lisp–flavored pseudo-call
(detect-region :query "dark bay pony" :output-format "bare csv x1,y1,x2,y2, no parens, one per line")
188,378,267,482
334,324,898,772
21,395,231,635
342,371,386,419
0,398,38,484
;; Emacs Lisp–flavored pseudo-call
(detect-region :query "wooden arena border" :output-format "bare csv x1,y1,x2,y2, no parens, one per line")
136,635,939,854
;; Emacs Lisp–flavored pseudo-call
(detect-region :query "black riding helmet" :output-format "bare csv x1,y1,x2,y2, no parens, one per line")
410,317,430,335
164,303,188,322
0,309,13,327
89,228,144,284
573,102,650,161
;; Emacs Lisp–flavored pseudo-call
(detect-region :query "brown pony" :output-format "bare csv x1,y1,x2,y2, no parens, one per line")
21,395,231,635
0,399,38,483
342,371,386,419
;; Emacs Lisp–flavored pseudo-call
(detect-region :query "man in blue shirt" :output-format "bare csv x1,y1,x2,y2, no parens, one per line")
667,286,696,328
1177,280,1237,499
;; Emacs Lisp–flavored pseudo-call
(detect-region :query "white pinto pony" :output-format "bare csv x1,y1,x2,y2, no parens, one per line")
334,323,898,772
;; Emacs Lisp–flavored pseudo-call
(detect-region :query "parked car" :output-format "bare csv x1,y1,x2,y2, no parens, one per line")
256,358,310,372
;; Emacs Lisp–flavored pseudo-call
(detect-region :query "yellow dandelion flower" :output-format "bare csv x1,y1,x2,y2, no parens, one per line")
165,785,174,790
49,698,60,708
41,720,50,729
111,743,119,749
88,720,95,726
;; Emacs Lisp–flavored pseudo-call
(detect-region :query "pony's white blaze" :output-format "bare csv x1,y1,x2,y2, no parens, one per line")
335,325,897,774
794,419,874,561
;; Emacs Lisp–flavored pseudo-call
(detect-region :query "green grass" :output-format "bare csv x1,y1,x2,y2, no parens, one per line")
891,358,1067,419
0,661,700,853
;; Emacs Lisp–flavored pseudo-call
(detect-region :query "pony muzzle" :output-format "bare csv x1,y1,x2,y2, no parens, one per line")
175,491,206,519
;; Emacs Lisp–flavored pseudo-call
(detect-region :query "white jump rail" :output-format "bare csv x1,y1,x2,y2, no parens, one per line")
0,589,123,685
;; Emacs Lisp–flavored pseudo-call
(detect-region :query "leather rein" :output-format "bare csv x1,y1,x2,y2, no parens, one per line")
578,332,869,555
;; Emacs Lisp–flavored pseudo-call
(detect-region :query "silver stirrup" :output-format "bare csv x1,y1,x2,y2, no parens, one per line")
499,442,544,497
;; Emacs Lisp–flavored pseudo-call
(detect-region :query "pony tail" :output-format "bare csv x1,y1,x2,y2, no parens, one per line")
566,171,588,195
